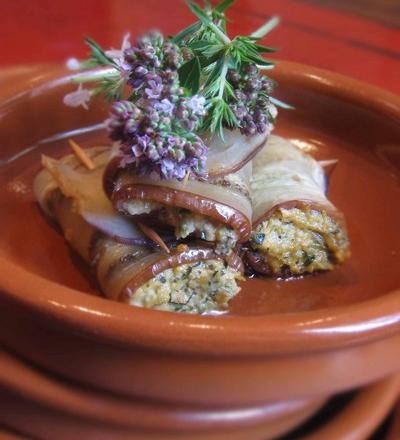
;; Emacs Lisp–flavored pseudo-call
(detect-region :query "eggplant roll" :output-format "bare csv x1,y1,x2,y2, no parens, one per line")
103,130,265,255
247,136,350,276
34,148,242,313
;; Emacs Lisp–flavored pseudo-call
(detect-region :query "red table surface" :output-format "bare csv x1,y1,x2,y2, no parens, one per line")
0,0,399,94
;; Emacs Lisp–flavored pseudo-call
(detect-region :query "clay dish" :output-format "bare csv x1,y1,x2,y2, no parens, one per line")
386,398,400,440
0,62,399,405
297,373,400,440
0,348,397,440
0,348,326,440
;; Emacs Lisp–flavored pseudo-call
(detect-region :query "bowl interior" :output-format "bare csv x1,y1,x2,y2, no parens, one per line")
0,63,399,317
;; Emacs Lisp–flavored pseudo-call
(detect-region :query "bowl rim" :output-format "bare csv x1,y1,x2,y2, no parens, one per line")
0,61,399,356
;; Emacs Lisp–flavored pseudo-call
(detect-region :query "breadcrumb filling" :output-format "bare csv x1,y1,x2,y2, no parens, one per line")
176,213,238,255
122,200,238,254
251,207,350,275
122,200,161,215
130,260,241,313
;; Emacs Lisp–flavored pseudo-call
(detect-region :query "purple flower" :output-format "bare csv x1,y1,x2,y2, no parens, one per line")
160,159,175,178
65,57,81,70
131,144,143,157
187,95,206,114
167,135,176,146
226,63,275,136
105,33,132,72
144,79,163,99
98,31,209,181
137,134,151,151
119,155,136,167
106,100,141,141
63,84,92,110
269,104,278,120
124,31,183,102
154,98,174,115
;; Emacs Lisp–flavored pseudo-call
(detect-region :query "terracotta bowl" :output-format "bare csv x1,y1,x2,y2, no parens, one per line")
386,398,400,440
295,374,399,440
0,348,397,440
0,62,399,406
0,348,326,440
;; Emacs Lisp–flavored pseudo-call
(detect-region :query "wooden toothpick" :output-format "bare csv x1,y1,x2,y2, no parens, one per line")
68,139,95,170
137,222,170,254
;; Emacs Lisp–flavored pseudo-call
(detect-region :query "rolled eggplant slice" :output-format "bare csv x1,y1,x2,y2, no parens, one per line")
247,136,350,276
204,129,269,178
104,158,253,255
34,148,242,313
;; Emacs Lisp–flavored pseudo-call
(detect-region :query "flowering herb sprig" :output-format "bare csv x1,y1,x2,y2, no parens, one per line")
173,1,282,138
107,95,208,180
65,35,131,104
64,0,285,180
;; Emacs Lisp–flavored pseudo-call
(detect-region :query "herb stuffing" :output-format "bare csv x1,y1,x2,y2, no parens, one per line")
64,0,284,181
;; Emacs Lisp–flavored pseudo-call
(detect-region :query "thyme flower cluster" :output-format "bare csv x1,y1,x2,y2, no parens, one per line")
64,1,284,181
107,95,207,180
124,32,183,101
227,64,277,136
108,32,208,180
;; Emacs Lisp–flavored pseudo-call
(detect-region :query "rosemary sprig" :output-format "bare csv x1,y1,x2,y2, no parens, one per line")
72,37,126,101
66,0,284,138
63,0,287,181
176,0,279,137
85,37,118,67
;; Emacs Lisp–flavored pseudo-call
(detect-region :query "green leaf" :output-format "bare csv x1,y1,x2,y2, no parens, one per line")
79,59,99,69
203,44,225,57
234,37,276,57
189,40,224,57
235,45,274,66
255,44,277,53
85,37,116,67
178,57,201,94
224,107,238,130
185,1,231,44
204,81,220,98
215,0,236,13
210,100,225,138
190,40,214,51
224,81,236,99
251,16,280,40
203,98,239,139
172,21,202,44
199,49,225,66
229,46,242,69
203,55,225,88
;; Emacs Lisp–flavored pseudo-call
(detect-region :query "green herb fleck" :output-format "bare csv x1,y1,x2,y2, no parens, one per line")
253,233,266,245
303,252,316,267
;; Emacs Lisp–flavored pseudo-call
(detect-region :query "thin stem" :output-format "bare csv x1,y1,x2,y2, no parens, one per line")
251,16,280,39
270,96,294,109
209,22,231,45
257,64,275,70
71,67,120,83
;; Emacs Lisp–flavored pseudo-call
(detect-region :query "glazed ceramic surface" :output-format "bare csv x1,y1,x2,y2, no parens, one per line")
386,398,400,440
0,62,399,405
0,349,325,440
0,350,400,440
299,374,400,440
0,348,397,440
